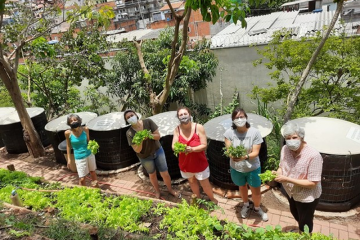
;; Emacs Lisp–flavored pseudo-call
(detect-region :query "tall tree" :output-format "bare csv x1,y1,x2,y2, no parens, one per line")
283,0,344,122
18,25,110,120
0,1,113,157
108,29,218,116
253,27,360,124
133,0,269,114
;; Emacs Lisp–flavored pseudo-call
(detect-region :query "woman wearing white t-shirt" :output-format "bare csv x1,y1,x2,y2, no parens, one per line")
224,108,268,222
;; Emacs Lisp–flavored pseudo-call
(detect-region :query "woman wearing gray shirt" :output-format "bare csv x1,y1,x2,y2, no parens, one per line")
224,108,268,221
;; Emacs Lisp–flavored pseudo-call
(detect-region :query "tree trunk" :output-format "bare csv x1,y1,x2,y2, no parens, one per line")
0,66,45,158
283,0,344,123
152,7,192,114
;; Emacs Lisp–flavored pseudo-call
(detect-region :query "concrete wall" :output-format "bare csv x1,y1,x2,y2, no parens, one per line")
75,45,274,114
194,45,272,112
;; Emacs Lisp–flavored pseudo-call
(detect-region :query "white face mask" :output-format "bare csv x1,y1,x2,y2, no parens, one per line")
179,116,191,124
286,139,301,151
233,118,247,127
127,115,138,125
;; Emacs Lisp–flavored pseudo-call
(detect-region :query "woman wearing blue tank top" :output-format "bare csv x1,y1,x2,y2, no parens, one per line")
65,114,98,186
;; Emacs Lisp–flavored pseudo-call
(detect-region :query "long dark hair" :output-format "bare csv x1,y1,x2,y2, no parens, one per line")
231,108,250,129
123,109,139,124
67,114,82,126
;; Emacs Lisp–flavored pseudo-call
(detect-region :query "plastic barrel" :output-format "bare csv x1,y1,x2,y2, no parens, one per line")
0,107,50,154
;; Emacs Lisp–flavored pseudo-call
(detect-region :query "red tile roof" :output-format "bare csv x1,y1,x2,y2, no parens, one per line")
160,1,184,11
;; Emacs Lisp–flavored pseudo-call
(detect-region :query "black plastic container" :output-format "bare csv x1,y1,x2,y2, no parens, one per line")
204,113,273,190
207,139,268,190
87,112,140,170
0,107,50,154
44,112,97,164
0,107,16,148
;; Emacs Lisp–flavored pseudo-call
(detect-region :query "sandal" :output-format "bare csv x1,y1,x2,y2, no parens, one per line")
171,191,182,199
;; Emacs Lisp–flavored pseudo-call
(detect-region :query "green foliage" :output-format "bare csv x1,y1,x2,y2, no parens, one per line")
81,86,117,116
159,199,223,240
223,145,247,158
0,169,41,185
105,196,152,232
45,218,92,240
15,6,113,120
210,91,240,119
258,170,277,183
108,29,218,113
87,140,99,155
253,30,360,124
132,130,154,145
254,97,282,171
0,85,14,107
173,142,187,157
0,169,338,239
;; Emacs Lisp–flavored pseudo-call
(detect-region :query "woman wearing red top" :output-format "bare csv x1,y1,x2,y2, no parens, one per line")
172,107,218,204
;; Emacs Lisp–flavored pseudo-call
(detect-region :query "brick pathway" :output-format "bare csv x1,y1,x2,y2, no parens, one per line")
0,158,359,240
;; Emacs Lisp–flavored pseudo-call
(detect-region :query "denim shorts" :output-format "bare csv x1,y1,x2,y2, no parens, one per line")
139,147,168,174
230,167,261,188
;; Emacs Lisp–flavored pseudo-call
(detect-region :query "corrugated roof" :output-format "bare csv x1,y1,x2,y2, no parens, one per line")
106,29,156,42
211,10,357,49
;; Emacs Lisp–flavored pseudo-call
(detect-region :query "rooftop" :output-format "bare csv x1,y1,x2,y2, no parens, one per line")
211,10,360,49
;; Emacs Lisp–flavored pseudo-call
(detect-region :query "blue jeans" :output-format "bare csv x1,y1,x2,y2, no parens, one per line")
139,147,168,174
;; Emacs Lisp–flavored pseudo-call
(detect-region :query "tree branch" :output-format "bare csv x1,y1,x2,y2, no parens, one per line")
283,0,344,122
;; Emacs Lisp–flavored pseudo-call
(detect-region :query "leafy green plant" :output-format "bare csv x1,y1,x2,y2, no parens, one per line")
9,229,31,238
253,97,282,171
223,145,247,158
0,169,41,185
258,170,277,183
45,218,92,240
132,130,154,145
160,199,223,240
0,169,339,240
87,140,100,155
173,142,187,157
210,91,240,119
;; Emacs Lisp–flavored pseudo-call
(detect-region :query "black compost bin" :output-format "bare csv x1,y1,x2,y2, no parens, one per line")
87,112,141,170
145,111,181,180
0,107,16,148
0,107,50,154
204,113,273,190
44,112,97,164
58,139,77,172
284,117,360,212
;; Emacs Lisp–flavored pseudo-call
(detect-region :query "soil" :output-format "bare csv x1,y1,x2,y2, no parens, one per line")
1,146,360,239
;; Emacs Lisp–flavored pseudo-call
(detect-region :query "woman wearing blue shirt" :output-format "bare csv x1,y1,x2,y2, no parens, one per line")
65,114,98,186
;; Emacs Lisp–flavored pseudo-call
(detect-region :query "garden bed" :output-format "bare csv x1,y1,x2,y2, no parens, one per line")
0,169,340,240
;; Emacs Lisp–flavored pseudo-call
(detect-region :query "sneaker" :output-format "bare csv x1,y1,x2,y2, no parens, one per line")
254,208,268,222
241,204,251,219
